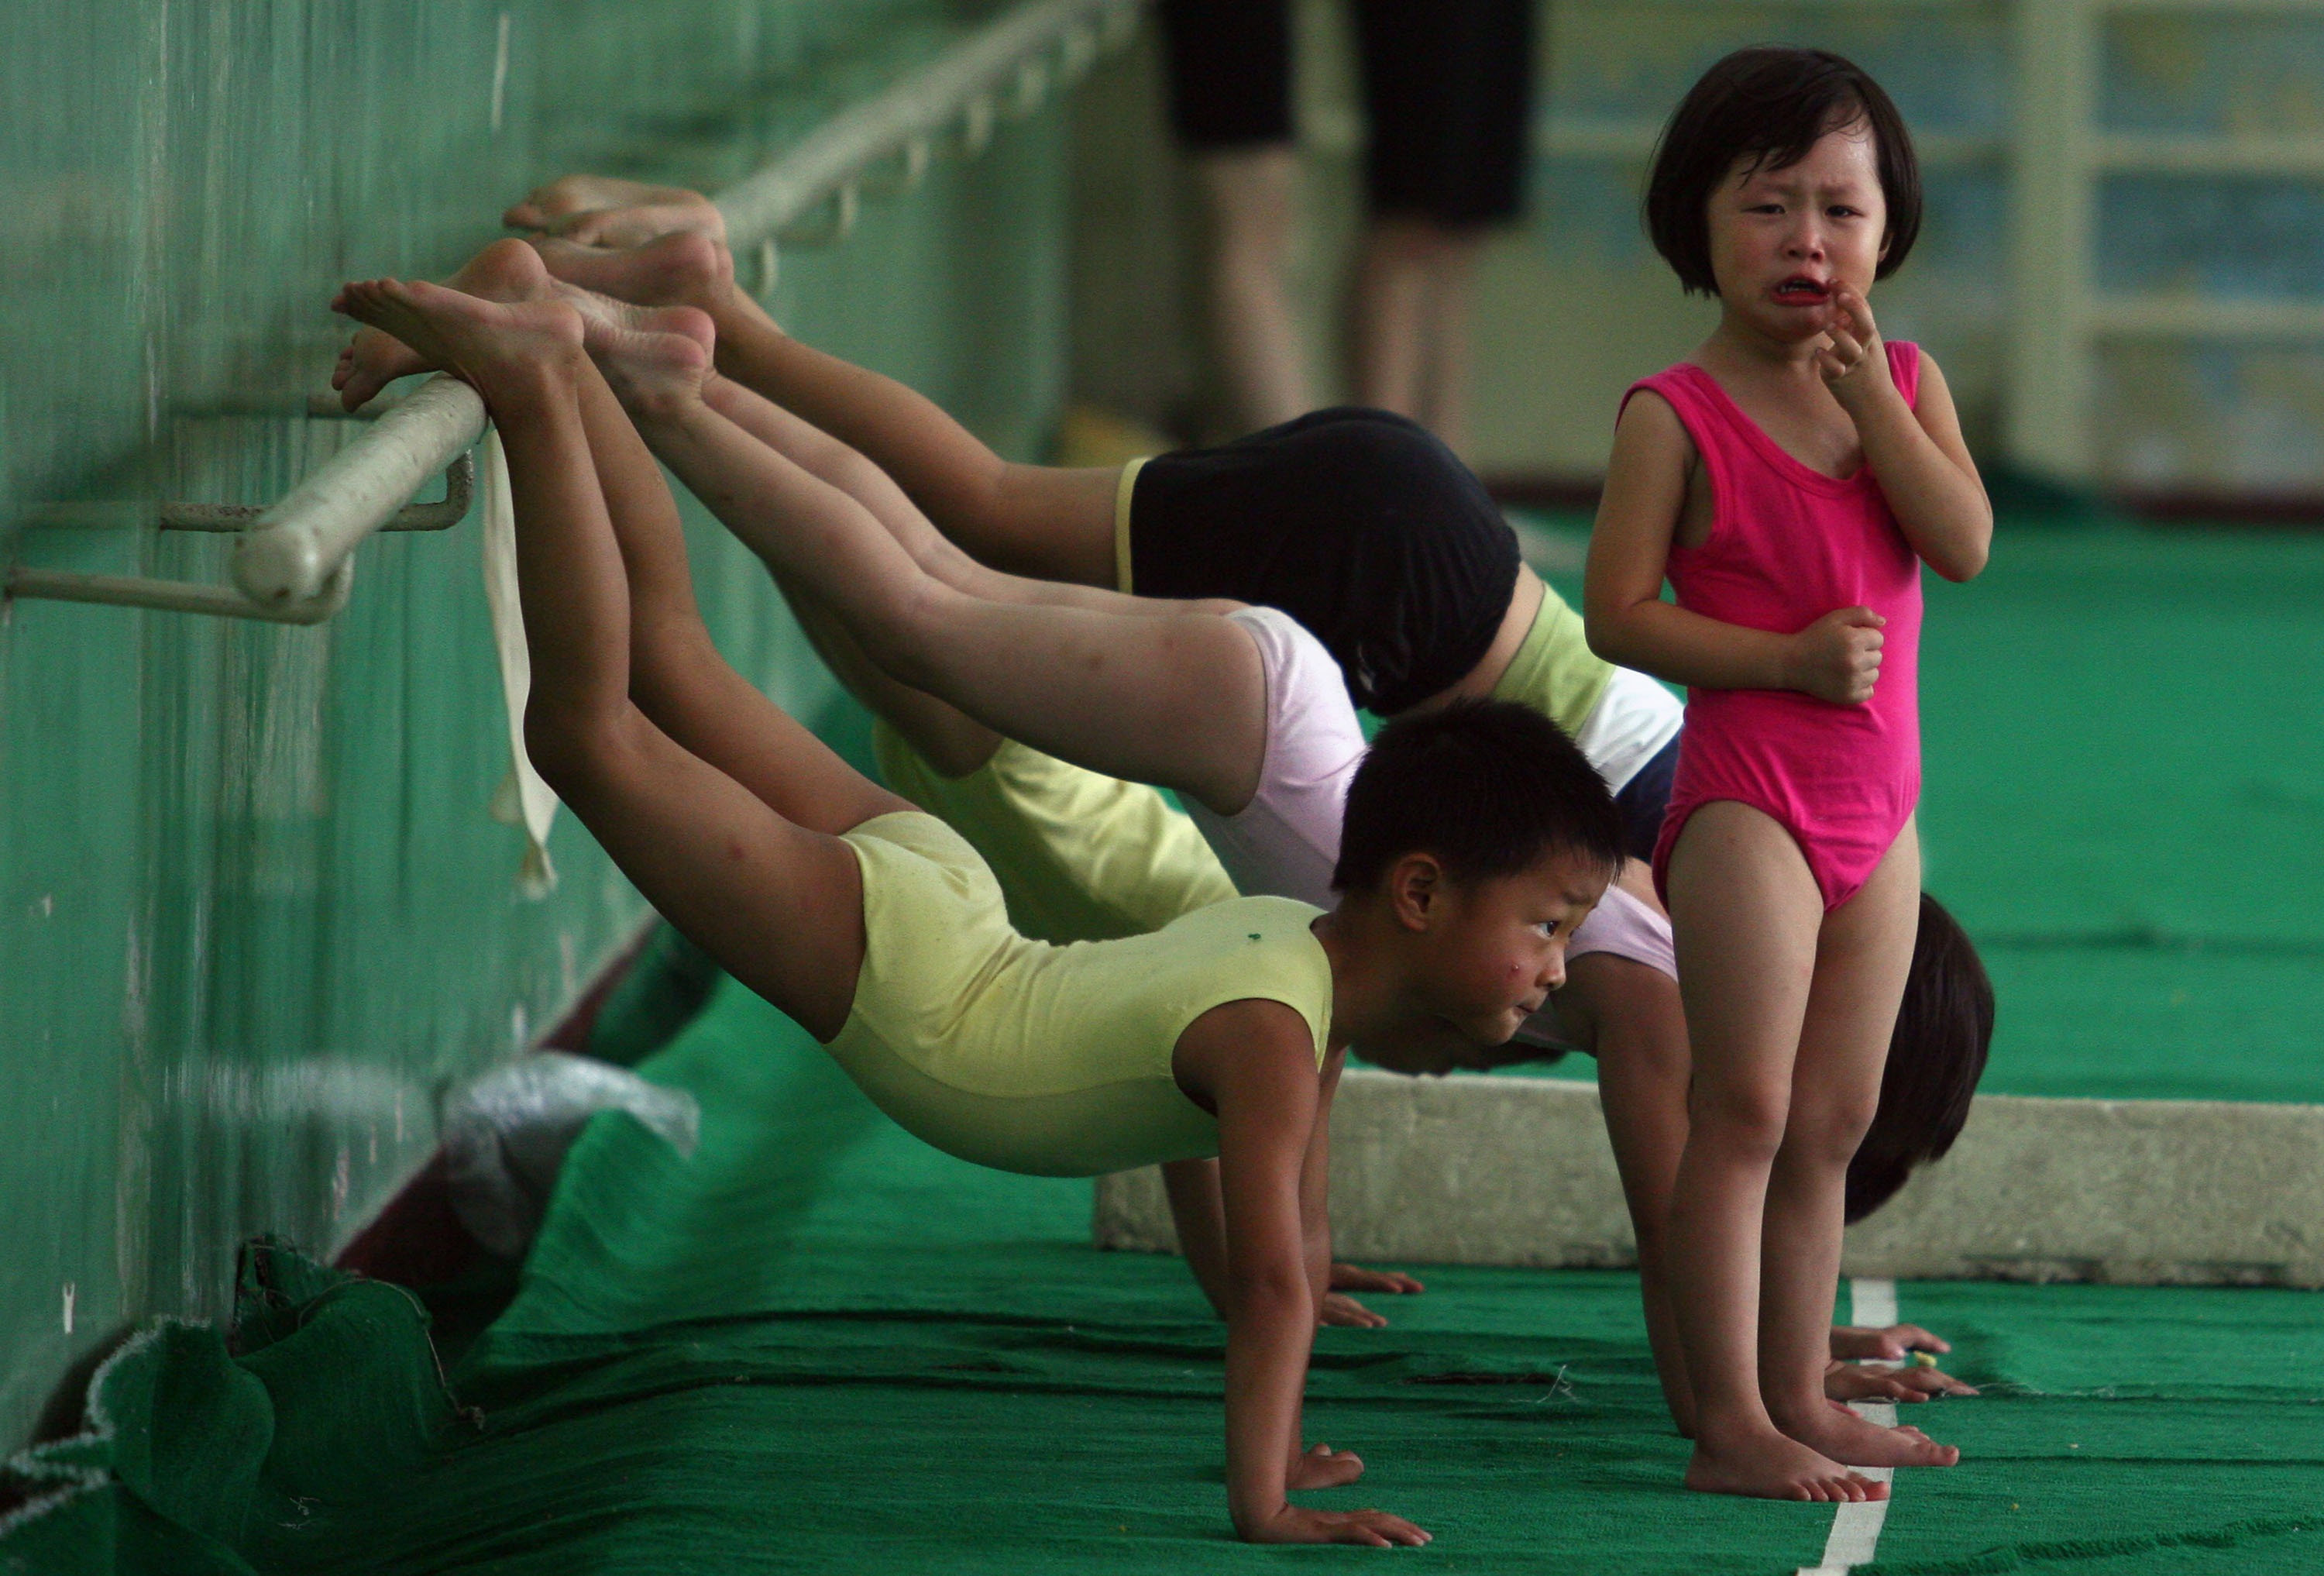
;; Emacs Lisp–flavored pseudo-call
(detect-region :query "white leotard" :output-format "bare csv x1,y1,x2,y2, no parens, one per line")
1177,604,1676,982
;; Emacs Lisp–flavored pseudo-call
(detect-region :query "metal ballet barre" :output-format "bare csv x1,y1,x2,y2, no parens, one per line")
4,0,1143,624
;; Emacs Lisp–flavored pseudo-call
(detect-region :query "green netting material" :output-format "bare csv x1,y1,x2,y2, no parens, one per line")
9,977,2323,1573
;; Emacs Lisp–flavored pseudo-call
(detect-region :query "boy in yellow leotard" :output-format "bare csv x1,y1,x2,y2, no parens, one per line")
331,248,1630,1548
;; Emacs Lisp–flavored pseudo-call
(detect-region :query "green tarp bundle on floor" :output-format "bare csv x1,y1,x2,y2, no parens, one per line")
8,977,2323,1574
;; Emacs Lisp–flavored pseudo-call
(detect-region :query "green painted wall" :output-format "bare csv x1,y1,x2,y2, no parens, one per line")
0,0,1066,1443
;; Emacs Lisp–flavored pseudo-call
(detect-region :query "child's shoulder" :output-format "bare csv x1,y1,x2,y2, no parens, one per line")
1613,367,1703,452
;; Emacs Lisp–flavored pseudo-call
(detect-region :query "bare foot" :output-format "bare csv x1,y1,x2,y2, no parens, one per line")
574,300,714,418
551,280,699,344
1685,1430,1886,1502
1779,1402,1960,1469
526,231,733,314
332,239,555,411
1285,1444,1363,1491
504,175,726,244
329,278,583,401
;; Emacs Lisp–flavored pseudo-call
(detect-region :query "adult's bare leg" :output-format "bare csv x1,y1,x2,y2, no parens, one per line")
1192,146,1314,434
528,229,1122,586
597,326,1269,816
330,275,897,1041
1349,217,1483,456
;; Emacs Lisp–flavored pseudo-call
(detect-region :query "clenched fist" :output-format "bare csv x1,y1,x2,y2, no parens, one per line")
1786,606,1886,704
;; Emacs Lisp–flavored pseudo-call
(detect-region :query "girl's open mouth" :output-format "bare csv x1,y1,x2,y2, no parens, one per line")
1773,275,1831,304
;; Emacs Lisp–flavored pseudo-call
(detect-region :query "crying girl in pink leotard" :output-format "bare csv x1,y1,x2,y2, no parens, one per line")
1582,47,1992,1505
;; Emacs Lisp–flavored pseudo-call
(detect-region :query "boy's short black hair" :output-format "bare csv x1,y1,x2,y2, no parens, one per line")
1334,699,1625,893
1644,46,1921,298
1844,893,1993,1223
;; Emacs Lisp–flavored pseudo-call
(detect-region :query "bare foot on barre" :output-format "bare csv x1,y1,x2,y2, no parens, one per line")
528,231,734,315
576,300,716,418
332,239,555,411
504,175,727,246
330,277,585,401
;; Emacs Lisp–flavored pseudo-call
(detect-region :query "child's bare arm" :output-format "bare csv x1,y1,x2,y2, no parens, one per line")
1161,1158,1232,1320
1820,289,1992,581
1184,1003,1428,1548
1301,1049,1347,1320
1562,954,1698,1433
1585,395,1885,704
1164,1148,1413,1331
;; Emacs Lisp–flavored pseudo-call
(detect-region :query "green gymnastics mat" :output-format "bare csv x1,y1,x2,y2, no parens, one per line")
1526,518,2324,1106
9,975,2322,1573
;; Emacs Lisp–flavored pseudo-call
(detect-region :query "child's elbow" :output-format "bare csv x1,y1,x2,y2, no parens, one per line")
1934,536,1990,583
1583,610,1627,665
1228,1263,1312,1320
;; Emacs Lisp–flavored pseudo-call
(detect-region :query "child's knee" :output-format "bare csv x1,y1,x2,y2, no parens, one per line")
1686,1078,1791,1163
1779,1088,1880,1170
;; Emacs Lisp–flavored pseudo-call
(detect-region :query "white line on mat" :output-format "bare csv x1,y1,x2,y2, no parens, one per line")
1796,1278,1899,1575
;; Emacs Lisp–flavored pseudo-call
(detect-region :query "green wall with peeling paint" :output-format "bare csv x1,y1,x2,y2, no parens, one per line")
0,0,1066,1443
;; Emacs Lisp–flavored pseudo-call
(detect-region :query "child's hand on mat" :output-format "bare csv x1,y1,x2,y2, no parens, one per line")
1832,1323,1949,1361
1287,1443,1367,1490
1322,1265,1422,1327
1786,606,1886,704
1814,285,1893,412
1331,1261,1424,1296
1826,1360,1979,1404
1246,1505,1432,1548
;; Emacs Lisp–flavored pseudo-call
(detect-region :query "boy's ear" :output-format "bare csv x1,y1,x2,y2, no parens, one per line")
1386,852,1446,933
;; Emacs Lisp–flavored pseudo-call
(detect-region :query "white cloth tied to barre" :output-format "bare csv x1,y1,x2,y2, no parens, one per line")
481,429,561,897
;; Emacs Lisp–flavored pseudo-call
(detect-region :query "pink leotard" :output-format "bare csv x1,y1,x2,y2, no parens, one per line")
1635,342,1924,911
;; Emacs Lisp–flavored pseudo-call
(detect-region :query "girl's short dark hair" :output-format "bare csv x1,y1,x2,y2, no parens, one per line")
1844,893,1993,1223
1644,46,1921,298
1333,700,1625,894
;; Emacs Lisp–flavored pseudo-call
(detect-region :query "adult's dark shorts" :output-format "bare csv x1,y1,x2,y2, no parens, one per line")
1158,0,1534,229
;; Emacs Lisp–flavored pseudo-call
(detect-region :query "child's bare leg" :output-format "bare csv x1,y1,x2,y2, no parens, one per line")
1662,802,1879,1502
596,329,1270,817
558,287,1156,781
560,310,917,837
780,577,1006,780
690,362,1230,621
528,229,1122,585
1758,824,1958,1471
330,277,895,1042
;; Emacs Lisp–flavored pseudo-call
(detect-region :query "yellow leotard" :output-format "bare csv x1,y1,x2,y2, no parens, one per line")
1491,580,1613,739
828,812,1332,1178
871,719,1237,945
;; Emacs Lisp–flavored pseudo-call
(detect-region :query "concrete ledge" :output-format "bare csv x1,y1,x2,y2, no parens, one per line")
1092,1071,2324,1288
